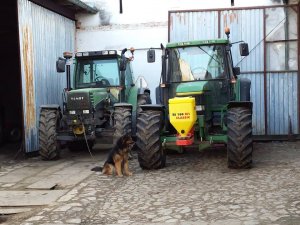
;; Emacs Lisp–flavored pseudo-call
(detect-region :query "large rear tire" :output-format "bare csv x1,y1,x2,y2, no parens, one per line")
114,107,132,137
137,93,151,114
136,110,166,169
227,106,253,169
39,109,60,160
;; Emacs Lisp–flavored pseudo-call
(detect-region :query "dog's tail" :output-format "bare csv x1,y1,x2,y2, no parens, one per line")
91,166,103,172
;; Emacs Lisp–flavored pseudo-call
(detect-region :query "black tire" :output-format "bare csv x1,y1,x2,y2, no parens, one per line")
68,141,94,152
114,107,132,137
39,109,60,160
136,110,166,169
227,106,253,169
137,93,151,114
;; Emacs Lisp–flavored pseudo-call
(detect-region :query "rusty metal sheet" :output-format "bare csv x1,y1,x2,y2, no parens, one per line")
17,0,75,152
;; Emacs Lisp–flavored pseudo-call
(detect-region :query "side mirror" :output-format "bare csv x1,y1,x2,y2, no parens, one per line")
233,67,240,75
239,43,249,56
147,49,155,63
120,55,127,71
56,57,66,73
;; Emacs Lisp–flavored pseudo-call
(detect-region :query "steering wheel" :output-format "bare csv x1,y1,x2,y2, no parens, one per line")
191,66,207,80
95,77,110,86
191,66,207,74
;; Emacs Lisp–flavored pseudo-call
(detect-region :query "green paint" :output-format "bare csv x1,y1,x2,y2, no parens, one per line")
166,39,229,48
207,135,227,143
234,78,241,101
198,142,211,151
127,86,138,111
176,81,207,94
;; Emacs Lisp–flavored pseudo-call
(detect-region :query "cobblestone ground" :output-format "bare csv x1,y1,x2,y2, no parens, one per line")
3,141,300,225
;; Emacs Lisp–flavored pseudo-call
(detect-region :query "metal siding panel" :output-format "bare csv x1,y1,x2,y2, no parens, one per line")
220,9,264,72
267,72,298,135
169,11,218,42
240,74,265,135
18,0,75,152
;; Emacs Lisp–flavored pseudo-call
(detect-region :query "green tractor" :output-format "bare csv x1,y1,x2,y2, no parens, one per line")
136,29,252,169
39,48,151,160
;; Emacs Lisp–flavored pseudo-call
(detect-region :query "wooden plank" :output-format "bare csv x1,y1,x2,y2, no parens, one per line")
0,190,67,206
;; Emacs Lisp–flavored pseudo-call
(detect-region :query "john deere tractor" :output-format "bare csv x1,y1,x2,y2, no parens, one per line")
39,48,151,160
137,29,252,169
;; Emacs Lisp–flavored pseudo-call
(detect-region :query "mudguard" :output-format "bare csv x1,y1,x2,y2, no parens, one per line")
238,78,251,101
140,104,165,111
40,104,61,110
228,101,253,112
114,103,132,109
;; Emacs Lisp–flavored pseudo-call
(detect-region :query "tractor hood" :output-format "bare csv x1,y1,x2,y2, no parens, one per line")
66,88,109,110
176,81,208,96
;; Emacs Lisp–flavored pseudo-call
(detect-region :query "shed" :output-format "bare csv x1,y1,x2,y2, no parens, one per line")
0,0,97,154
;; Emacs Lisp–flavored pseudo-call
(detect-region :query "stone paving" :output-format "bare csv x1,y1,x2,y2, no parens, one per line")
1,141,300,225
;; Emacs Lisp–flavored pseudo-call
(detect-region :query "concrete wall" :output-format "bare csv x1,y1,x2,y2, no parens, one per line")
76,0,294,102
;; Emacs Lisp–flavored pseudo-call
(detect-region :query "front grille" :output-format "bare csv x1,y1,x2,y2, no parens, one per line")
67,92,90,110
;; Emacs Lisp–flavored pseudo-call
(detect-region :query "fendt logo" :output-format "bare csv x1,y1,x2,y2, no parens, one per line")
70,97,84,101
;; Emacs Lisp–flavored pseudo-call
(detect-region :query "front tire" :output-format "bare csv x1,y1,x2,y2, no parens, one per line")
114,107,132,137
136,110,166,169
227,106,253,169
39,109,60,160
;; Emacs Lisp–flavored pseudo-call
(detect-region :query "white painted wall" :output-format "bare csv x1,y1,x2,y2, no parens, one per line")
76,0,293,102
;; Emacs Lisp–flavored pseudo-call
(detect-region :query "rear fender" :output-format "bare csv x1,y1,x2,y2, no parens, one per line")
40,104,60,111
236,78,251,101
114,103,133,110
228,101,253,113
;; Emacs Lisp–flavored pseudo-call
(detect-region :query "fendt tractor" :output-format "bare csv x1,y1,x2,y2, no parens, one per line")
137,28,253,170
39,48,151,160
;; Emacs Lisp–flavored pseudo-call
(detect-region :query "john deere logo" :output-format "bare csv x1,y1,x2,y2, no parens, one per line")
71,97,84,101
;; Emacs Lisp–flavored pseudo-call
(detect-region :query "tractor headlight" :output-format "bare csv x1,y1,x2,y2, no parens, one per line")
83,110,89,114
196,105,205,111
69,110,76,115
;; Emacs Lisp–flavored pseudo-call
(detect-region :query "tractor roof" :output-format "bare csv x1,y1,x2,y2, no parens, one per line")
75,50,120,58
166,39,229,48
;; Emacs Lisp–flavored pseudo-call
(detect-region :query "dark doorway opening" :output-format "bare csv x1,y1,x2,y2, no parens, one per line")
0,0,23,160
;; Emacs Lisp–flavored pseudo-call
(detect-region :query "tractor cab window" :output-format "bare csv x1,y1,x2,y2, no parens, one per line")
75,58,120,88
168,45,225,82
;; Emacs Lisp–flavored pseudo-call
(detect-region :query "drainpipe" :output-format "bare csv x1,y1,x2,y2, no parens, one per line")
120,0,123,13
284,0,289,70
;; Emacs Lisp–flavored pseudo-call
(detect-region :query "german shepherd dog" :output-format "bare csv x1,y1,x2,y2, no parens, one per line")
91,134,135,177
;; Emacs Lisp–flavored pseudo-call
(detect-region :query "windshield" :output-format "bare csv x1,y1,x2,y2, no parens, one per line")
168,45,225,82
75,58,120,88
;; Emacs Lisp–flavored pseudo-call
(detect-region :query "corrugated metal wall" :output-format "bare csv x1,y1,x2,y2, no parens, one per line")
169,5,299,136
18,0,75,152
